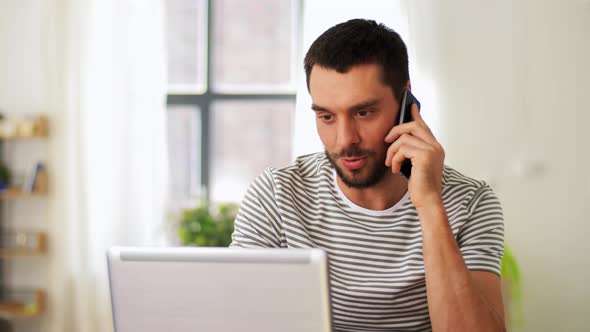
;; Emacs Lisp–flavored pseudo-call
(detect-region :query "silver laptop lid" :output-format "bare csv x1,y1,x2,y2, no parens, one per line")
107,247,332,332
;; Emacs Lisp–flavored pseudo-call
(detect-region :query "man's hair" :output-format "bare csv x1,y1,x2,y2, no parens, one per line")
304,19,409,100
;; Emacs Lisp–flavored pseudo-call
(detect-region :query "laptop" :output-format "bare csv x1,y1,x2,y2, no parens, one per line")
107,246,332,332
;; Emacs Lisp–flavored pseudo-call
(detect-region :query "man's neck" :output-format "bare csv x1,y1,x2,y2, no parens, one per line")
336,172,408,211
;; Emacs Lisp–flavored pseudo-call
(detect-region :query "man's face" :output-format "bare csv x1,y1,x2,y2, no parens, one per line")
309,64,400,188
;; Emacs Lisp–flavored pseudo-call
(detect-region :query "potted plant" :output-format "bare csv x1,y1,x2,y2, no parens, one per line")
178,203,238,247
0,162,11,191
501,244,524,330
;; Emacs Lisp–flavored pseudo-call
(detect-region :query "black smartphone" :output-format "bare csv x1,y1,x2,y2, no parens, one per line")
394,89,421,178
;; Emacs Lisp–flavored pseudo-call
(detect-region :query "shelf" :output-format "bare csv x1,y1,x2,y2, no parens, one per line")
0,289,45,318
0,114,48,141
0,187,47,200
0,232,47,257
0,134,48,141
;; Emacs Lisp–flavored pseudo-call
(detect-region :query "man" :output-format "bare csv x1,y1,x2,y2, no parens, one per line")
231,19,505,332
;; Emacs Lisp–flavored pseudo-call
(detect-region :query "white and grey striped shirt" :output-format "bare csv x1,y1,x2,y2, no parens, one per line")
231,152,504,332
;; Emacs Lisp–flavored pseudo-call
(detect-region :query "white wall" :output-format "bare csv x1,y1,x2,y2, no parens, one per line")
409,1,590,331
0,1,49,111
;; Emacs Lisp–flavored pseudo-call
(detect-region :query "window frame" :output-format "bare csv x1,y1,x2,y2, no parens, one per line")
166,0,301,202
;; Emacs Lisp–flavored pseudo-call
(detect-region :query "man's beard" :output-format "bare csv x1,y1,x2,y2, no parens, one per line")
325,144,389,189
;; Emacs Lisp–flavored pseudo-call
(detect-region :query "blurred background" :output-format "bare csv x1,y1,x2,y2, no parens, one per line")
0,0,588,331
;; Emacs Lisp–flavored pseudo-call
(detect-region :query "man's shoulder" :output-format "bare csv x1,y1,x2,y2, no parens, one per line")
442,165,499,208
266,152,330,182
442,165,486,188
247,152,331,201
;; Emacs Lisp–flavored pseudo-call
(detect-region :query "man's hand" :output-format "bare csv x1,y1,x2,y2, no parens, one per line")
384,104,445,210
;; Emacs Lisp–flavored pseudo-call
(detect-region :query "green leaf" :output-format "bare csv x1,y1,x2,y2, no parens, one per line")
177,203,237,247
501,244,524,328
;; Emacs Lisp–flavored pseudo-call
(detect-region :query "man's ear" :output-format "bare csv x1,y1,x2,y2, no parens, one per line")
406,80,411,91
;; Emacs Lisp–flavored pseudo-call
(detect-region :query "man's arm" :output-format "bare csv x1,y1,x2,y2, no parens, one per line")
385,104,505,331
419,203,505,332
230,168,283,248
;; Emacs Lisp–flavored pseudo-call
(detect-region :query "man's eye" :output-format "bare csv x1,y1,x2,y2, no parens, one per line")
319,115,333,121
357,110,371,117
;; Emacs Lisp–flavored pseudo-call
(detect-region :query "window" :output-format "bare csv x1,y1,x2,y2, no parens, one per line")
165,0,300,205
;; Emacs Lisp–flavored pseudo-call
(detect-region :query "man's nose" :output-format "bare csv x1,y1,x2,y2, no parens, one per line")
336,118,361,148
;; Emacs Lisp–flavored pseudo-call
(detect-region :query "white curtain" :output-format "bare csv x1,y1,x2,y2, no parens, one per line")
45,0,168,331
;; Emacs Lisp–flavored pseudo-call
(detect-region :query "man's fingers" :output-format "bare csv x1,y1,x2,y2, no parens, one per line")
389,146,411,174
385,134,430,167
410,104,422,123
386,124,437,146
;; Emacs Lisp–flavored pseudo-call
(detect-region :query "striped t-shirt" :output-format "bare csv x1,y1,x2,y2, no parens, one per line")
231,152,504,332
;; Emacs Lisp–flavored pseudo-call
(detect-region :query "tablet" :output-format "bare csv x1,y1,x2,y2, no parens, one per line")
107,246,332,332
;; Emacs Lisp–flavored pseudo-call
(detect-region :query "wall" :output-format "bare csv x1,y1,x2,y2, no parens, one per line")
414,1,590,331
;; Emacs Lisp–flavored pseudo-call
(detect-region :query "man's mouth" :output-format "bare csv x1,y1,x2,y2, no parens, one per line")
341,156,367,170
